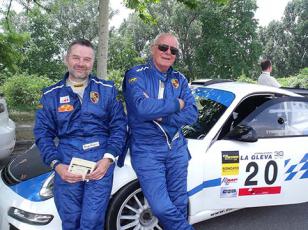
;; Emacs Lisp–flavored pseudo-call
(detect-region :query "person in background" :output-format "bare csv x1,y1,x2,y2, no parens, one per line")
257,59,280,87
122,32,198,230
34,39,127,230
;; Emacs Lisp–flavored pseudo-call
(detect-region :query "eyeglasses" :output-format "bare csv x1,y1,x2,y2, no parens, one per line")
156,44,179,55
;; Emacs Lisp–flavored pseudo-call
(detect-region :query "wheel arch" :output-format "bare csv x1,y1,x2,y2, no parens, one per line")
111,164,137,195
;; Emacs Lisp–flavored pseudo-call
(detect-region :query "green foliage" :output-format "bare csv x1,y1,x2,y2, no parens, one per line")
279,68,308,88
1,74,55,110
107,69,124,92
197,0,262,79
124,0,229,24
0,31,29,73
259,0,308,77
108,33,145,72
107,69,125,102
237,74,256,83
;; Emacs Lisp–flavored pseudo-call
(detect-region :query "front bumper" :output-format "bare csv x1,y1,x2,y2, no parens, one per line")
0,171,61,230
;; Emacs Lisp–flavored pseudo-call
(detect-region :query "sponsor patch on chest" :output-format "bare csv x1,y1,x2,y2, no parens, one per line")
60,96,70,103
82,141,100,150
58,104,74,112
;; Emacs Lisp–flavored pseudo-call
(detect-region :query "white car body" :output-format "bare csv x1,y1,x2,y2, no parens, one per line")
1,82,308,229
0,95,15,159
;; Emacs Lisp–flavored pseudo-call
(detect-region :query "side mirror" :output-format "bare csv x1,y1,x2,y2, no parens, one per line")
225,124,258,142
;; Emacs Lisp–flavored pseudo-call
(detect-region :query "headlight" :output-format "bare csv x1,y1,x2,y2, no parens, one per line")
39,172,55,200
8,207,54,225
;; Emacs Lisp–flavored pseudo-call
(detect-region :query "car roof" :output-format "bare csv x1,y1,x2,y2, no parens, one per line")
192,81,299,98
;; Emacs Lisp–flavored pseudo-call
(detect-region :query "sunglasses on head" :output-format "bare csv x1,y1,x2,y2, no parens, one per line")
156,44,179,55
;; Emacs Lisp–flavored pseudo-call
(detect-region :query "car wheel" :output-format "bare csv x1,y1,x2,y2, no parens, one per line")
105,180,162,230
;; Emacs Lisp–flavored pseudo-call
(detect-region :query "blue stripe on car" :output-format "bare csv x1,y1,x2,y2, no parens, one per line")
193,88,235,107
188,178,221,197
9,172,52,202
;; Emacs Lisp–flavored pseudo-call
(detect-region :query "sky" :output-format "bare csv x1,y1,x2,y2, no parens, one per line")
255,0,291,26
110,0,291,28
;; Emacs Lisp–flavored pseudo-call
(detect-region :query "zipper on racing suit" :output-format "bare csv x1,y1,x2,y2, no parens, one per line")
153,80,179,150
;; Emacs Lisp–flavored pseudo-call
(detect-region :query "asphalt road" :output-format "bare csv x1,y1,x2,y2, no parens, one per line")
193,202,308,230
1,144,307,230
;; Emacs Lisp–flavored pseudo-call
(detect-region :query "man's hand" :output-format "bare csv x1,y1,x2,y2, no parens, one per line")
55,164,83,183
86,158,112,180
178,98,185,110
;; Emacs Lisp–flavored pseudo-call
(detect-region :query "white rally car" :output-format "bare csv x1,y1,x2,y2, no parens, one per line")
1,82,308,230
0,93,15,159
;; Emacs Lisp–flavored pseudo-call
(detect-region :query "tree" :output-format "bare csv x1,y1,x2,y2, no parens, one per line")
97,0,109,79
259,0,307,77
196,0,261,79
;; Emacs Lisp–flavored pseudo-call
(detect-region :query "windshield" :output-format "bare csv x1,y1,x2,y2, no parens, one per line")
183,87,235,139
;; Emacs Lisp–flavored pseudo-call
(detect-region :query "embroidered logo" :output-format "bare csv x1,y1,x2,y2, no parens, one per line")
60,96,70,103
58,104,74,112
128,77,137,84
171,79,179,88
90,91,99,104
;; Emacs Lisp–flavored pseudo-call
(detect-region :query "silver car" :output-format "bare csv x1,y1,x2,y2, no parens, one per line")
0,94,15,159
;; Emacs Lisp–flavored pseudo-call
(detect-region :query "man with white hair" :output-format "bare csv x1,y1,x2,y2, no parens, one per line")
123,33,198,230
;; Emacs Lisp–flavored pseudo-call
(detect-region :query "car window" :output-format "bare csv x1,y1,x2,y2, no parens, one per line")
183,87,235,139
241,97,308,138
218,94,275,139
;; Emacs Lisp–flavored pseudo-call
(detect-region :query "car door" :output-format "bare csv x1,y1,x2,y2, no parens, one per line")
194,96,308,209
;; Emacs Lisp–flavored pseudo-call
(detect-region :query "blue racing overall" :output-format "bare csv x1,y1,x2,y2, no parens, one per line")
34,73,127,230
123,60,198,230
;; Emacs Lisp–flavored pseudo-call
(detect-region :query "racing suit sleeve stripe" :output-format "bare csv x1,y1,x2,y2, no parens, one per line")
33,95,59,166
124,72,180,121
161,78,198,127
106,86,127,158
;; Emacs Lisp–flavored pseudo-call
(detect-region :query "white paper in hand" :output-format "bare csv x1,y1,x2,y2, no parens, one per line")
68,157,96,181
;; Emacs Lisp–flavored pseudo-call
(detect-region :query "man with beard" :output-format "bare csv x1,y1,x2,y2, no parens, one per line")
34,39,127,230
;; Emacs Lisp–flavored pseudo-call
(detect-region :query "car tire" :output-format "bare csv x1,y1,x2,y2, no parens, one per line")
105,179,162,230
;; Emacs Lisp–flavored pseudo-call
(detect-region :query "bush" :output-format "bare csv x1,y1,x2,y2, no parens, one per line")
279,68,308,88
2,74,55,110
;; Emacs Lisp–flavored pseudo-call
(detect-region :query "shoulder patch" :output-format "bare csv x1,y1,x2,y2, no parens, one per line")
128,77,137,84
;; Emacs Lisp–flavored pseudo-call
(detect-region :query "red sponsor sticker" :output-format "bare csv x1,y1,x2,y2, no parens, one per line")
238,186,281,196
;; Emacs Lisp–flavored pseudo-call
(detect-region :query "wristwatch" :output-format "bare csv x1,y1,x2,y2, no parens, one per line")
50,160,60,170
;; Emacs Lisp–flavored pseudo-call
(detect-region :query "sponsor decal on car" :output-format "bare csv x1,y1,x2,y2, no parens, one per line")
285,153,308,181
222,151,239,176
221,177,238,186
220,187,237,198
238,186,281,196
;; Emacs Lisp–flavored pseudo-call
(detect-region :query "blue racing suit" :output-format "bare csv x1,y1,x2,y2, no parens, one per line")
34,73,127,230
123,60,198,230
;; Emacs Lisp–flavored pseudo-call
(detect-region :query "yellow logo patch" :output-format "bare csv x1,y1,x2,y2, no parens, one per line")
128,77,137,84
